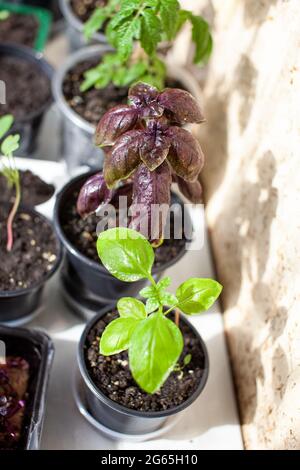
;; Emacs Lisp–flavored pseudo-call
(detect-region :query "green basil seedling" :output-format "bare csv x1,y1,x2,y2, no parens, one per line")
97,227,222,394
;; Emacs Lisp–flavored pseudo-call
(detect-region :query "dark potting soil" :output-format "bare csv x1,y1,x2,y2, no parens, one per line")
70,0,107,23
63,59,128,127
0,56,51,120
0,170,55,207
61,188,186,269
0,206,59,291
85,311,205,412
0,13,38,48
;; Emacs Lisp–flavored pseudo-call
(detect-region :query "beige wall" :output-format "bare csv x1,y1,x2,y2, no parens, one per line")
194,0,300,449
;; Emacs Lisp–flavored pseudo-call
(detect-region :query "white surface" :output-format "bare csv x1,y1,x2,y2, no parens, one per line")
16,158,243,450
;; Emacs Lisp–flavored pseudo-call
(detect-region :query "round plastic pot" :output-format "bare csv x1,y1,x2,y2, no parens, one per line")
0,43,53,156
54,171,192,311
52,44,112,173
0,206,62,324
0,325,54,449
78,305,209,435
59,0,107,51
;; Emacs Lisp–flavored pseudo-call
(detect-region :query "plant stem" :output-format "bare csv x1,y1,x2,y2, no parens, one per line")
6,173,20,252
175,309,180,327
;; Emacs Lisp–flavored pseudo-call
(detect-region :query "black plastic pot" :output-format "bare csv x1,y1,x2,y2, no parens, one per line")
0,43,53,156
0,206,62,325
54,171,192,318
0,325,54,449
78,305,209,435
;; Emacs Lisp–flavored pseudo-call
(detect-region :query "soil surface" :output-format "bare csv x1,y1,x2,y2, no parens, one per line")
61,187,186,269
0,205,59,291
63,59,128,126
70,0,107,23
0,170,55,207
0,12,38,48
0,56,51,120
85,311,205,411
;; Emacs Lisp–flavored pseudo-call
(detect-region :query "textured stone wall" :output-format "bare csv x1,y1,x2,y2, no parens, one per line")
191,0,300,449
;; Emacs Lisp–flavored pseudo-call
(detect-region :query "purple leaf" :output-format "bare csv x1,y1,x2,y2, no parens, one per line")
166,126,204,181
110,183,133,208
128,82,163,119
103,130,144,187
130,162,171,245
139,121,171,171
158,88,205,124
95,105,139,146
176,176,203,203
77,172,114,218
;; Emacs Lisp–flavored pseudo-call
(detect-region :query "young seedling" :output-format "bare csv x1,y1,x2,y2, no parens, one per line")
0,115,21,251
0,11,10,21
77,82,204,244
81,0,213,91
96,227,222,394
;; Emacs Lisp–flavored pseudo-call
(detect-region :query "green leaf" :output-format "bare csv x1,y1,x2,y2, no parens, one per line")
139,284,156,299
100,317,140,355
115,16,141,61
141,9,162,55
0,115,13,140
129,312,183,393
159,292,178,306
159,0,180,40
117,297,147,319
175,9,191,33
97,227,155,282
1,134,20,156
145,297,160,314
190,15,213,64
176,278,222,315
157,277,171,290
184,353,192,366
0,10,10,21
83,8,107,40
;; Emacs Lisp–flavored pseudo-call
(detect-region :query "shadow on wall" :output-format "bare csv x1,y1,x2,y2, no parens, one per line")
234,55,258,132
228,325,265,426
201,86,229,198
243,0,280,27
220,150,279,309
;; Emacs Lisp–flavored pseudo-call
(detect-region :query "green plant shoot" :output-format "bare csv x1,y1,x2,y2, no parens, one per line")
0,10,10,21
81,0,213,91
97,227,222,394
0,115,21,251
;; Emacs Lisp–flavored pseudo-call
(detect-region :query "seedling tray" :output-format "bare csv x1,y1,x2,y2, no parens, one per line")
11,158,243,450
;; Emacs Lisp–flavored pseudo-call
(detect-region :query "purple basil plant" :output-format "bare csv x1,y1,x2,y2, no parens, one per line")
77,83,205,245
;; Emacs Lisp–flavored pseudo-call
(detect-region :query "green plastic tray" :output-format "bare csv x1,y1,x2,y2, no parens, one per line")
0,2,52,52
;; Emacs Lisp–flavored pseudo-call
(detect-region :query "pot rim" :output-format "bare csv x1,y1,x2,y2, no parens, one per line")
78,304,209,419
0,204,62,299
52,44,113,134
0,43,53,123
54,170,192,277
59,0,107,43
